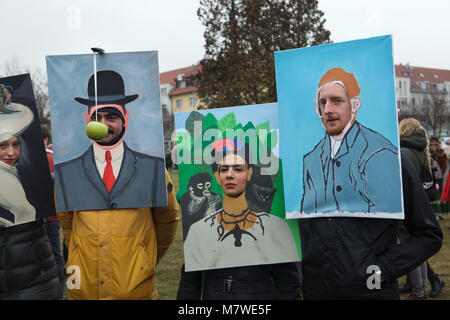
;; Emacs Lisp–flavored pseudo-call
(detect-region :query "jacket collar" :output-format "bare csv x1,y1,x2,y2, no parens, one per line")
82,142,137,199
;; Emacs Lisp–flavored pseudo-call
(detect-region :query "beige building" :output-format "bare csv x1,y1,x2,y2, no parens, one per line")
395,64,450,135
159,64,202,151
395,64,450,110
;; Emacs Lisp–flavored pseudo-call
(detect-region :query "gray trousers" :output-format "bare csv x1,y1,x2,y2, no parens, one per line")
397,221,428,297
410,261,428,297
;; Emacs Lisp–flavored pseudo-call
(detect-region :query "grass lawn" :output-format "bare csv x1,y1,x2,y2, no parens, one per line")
156,169,450,300
398,215,450,300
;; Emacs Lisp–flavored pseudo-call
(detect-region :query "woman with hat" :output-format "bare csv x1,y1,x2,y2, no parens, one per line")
0,90,60,299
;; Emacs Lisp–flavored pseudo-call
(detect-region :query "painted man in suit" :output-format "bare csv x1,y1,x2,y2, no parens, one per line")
54,70,166,211
301,67,401,214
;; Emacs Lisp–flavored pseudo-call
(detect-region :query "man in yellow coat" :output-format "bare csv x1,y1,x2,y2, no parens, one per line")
58,170,179,300
56,94,179,299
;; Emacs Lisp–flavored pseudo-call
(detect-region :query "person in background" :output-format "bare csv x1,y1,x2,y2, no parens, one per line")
397,118,445,299
42,125,65,299
430,136,448,214
430,136,448,183
0,135,60,299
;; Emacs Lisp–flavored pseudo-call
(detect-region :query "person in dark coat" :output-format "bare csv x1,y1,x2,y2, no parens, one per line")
298,150,442,299
177,140,301,300
177,263,301,300
397,118,446,299
0,135,59,300
0,219,60,299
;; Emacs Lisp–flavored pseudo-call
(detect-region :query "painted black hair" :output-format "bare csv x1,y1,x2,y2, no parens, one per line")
210,141,253,173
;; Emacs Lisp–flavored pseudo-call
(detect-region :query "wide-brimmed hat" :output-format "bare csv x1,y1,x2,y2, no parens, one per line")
74,70,138,106
0,103,34,142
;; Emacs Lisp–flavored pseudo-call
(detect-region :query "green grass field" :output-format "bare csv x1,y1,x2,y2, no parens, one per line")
155,169,450,300
398,215,450,300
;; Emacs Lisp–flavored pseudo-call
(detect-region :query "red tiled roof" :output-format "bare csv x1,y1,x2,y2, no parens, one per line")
169,86,198,96
160,65,202,85
395,64,450,92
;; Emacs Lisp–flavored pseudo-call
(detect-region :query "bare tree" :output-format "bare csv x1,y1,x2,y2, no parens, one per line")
1,57,51,127
410,90,450,136
162,105,175,151
197,0,331,109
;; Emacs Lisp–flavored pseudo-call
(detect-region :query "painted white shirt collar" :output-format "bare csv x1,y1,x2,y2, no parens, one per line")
93,142,124,178
329,120,352,159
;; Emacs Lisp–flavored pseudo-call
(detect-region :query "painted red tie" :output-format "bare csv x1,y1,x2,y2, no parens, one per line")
103,151,115,192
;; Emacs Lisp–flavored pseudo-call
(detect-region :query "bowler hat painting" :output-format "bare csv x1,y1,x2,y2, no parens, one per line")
46,51,167,211
0,74,56,227
274,35,404,219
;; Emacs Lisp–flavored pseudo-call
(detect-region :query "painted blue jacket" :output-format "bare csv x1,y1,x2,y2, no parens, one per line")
301,121,402,214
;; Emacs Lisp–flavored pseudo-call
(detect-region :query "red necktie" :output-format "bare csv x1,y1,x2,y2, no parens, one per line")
103,151,115,192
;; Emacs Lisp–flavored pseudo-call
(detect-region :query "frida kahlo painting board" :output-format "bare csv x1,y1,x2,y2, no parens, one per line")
174,102,301,272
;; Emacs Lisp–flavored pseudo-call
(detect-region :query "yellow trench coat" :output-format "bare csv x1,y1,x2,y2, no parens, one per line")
57,171,179,300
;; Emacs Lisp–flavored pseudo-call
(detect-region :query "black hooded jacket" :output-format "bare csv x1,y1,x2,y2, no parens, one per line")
400,129,429,174
299,153,442,299
0,219,60,300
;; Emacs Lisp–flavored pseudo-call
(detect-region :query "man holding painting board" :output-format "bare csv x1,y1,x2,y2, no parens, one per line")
47,51,179,300
275,35,442,299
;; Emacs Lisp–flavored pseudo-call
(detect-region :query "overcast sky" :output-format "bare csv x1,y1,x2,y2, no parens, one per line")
1,0,449,74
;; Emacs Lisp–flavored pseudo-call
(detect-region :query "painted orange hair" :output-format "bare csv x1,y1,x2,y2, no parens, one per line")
318,68,361,98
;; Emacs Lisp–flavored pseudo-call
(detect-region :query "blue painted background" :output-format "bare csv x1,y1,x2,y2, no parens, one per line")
46,51,164,164
274,35,402,218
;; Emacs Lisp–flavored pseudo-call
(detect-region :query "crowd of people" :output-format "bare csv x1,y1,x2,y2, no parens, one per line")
0,115,447,300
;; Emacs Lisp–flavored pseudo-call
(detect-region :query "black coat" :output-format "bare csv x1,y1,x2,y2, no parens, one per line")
0,219,60,300
177,262,301,300
299,153,442,299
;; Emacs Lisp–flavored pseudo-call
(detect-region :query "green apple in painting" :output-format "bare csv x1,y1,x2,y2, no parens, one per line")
86,121,108,140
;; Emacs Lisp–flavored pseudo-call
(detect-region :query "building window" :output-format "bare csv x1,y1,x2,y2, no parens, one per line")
179,81,186,89
160,88,167,96
399,98,407,108
189,97,197,107
176,99,183,109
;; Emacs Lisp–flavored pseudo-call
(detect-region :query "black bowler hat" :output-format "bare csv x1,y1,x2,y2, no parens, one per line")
74,70,138,106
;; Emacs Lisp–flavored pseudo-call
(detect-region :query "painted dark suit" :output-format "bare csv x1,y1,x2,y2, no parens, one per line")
301,121,401,214
54,142,166,211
